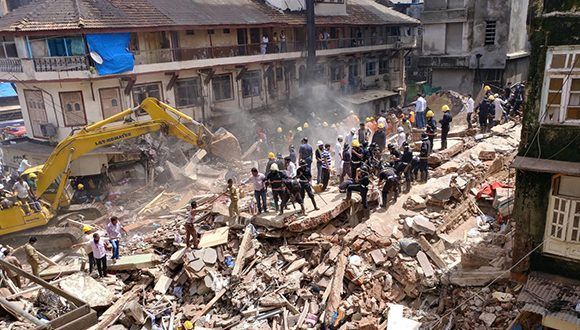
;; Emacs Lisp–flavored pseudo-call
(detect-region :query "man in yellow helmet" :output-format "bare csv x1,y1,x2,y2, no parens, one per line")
265,152,276,176
439,105,452,150
425,110,437,150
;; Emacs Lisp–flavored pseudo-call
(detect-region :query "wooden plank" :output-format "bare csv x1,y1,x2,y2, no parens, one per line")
417,236,446,269
198,227,230,248
232,227,253,277
191,288,227,323
0,296,44,326
107,253,160,271
416,251,435,277
325,247,349,313
137,190,165,215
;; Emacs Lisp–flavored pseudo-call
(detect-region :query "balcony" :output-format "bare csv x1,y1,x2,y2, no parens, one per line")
417,55,470,68
421,8,468,23
0,58,23,72
32,56,90,72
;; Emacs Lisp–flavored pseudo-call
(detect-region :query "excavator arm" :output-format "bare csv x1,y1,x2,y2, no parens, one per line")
33,97,214,207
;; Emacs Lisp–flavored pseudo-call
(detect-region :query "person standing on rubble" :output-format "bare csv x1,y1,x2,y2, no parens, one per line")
71,225,96,275
439,105,452,150
2,248,22,288
288,145,297,165
17,155,31,174
350,140,363,179
418,133,431,182
265,152,276,177
315,141,324,184
226,179,239,218
296,160,319,211
371,123,387,152
24,237,41,277
345,165,370,209
339,143,352,184
320,144,332,191
493,93,507,126
90,233,109,278
275,153,286,171
284,156,297,178
299,137,313,171
476,96,492,133
358,123,369,143
106,216,127,262
334,136,343,178
266,163,288,214
344,128,356,147
413,94,427,128
425,110,436,151
396,126,406,149
185,201,199,248
465,94,475,129
244,168,268,214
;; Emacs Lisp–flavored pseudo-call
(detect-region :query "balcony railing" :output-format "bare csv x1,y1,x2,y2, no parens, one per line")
32,56,90,72
134,36,416,65
0,58,23,72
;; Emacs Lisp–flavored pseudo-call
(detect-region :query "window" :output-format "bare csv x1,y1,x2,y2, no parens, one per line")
330,63,343,82
100,87,123,119
59,91,87,126
379,57,389,74
544,175,580,260
212,74,233,101
223,29,230,34
175,78,203,107
484,21,496,45
132,82,162,107
541,47,580,123
28,36,86,57
24,90,48,138
0,37,17,58
365,60,377,76
349,60,359,78
186,30,194,35
208,29,215,35
241,70,262,98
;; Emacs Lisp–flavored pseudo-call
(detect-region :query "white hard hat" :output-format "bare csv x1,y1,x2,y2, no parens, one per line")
317,140,323,146
397,127,404,133
351,128,356,134
337,135,344,140
270,163,279,171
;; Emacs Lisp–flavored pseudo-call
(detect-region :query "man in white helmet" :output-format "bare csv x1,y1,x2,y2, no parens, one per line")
266,163,288,213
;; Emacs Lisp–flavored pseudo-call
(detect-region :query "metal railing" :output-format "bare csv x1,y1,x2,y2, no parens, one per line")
32,55,90,72
0,58,22,72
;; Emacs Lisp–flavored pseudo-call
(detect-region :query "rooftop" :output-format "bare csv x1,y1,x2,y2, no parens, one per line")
0,0,419,34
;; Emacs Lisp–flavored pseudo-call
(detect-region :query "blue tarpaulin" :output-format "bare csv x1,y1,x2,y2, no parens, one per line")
86,33,134,75
0,82,16,98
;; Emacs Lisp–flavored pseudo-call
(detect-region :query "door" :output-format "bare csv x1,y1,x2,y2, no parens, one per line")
237,28,247,55
250,28,260,54
100,87,123,119
24,90,49,138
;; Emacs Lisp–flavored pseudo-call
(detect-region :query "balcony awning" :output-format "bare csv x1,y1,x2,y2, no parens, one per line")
512,156,580,176
340,90,398,105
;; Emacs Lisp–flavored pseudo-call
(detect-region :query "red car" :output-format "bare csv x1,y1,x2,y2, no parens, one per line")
2,125,27,139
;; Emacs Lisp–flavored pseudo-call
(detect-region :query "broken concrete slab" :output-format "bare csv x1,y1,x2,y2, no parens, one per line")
404,195,426,210
203,248,218,265
153,275,172,294
198,227,230,248
210,130,242,162
59,273,116,308
411,215,436,235
447,266,509,286
107,254,161,271
415,251,435,278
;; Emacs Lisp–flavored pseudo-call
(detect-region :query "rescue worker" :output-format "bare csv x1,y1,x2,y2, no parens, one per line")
339,143,352,184
439,105,452,150
106,216,127,261
351,140,363,179
401,116,412,139
24,236,41,277
484,85,492,97
418,133,431,182
475,96,492,133
283,179,305,214
387,143,401,162
396,126,406,149
288,145,297,164
266,163,288,214
465,94,475,129
371,123,387,152
71,225,96,274
320,144,332,191
296,160,319,211
344,128,356,147
486,95,496,130
2,248,22,288
493,94,507,126
315,141,324,184
425,110,436,151
358,123,369,143
275,153,286,171
299,137,313,171
400,142,414,190
378,165,400,207
345,165,370,209
226,179,239,218
284,156,297,178
185,201,199,248
265,152,276,177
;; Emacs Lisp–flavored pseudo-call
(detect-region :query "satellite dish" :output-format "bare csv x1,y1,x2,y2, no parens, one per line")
89,51,103,64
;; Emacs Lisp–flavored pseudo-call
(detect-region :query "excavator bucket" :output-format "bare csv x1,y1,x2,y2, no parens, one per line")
209,129,242,162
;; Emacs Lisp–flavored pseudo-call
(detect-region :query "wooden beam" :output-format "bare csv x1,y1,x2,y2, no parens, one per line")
417,236,446,269
0,296,44,326
325,247,349,314
166,72,179,91
232,226,253,277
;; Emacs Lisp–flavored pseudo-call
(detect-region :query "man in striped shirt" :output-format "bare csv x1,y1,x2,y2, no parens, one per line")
320,144,332,191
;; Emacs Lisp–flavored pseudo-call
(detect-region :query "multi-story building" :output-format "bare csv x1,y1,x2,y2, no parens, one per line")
417,0,530,94
511,0,579,328
0,0,418,142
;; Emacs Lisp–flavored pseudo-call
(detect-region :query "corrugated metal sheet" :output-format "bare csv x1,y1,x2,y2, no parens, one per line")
517,272,580,326
0,0,419,33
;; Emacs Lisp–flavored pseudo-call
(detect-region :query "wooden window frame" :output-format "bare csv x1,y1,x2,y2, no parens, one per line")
23,89,49,139
174,77,203,108
212,74,234,102
59,90,87,127
99,87,123,119
540,47,580,124
131,82,164,113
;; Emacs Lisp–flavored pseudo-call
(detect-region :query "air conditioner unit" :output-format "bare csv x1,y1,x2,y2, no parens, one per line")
40,123,57,138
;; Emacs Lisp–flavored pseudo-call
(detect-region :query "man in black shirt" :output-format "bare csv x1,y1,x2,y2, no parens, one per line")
345,165,370,209
418,133,431,182
296,160,319,211
266,163,288,214
378,165,400,207
439,105,452,150
339,144,352,184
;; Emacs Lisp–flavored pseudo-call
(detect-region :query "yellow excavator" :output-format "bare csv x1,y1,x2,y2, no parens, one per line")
0,97,236,244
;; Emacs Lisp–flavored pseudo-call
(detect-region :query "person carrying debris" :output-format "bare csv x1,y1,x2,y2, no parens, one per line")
418,133,431,182
296,160,319,211
90,233,110,278
266,163,288,214
320,144,332,191
24,236,41,277
106,216,127,261
439,105,452,150
345,165,370,209
2,248,22,288
185,201,199,248
378,164,400,208
298,137,313,171
226,179,239,218
244,168,268,214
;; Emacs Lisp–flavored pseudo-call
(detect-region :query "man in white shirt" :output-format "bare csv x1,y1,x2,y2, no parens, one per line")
493,94,507,125
284,156,297,178
344,128,356,148
465,94,475,129
90,233,110,277
414,94,426,128
243,168,268,214
105,216,127,261
396,127,406,148
12,177,36,214
334,136,343,177
17,155,31,174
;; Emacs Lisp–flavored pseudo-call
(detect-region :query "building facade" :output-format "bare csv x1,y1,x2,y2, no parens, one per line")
0,0,418,142
512,0,579,280
417,0,530,94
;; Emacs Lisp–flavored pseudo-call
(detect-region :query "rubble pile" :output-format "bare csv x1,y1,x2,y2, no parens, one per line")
0,121,526,329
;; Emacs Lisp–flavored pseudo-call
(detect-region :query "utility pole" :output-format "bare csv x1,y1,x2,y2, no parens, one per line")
306,0,316,81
